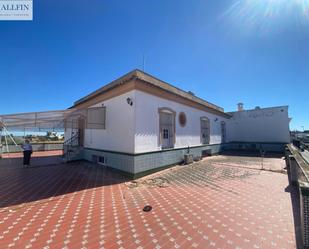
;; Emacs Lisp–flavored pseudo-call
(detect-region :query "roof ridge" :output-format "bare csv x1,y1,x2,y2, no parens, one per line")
73,69,226,115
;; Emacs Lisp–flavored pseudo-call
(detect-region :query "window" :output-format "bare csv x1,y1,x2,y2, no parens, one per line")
163,129,169,139
221,121,226,143
86,107,106,129
201,117,210,145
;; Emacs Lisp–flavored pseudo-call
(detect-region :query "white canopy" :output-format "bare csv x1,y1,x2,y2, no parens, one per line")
0,109,80,131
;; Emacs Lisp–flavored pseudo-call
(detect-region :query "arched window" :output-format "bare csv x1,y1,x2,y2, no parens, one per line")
158,108,176,149
200,117,210,145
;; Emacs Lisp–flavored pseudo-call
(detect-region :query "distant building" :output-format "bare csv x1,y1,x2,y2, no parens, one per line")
291,131,309,142
227,106,291,150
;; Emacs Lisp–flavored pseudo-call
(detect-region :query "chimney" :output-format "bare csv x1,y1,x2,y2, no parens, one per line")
237,103,244,111
188,91,195,96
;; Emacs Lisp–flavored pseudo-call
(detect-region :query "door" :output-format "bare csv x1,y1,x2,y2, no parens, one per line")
201,118,210,144
160,112,174,149
78,117,85,146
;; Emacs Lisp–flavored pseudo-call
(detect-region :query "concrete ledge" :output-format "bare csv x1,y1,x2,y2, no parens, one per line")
300,181,309,196
286,144,309,249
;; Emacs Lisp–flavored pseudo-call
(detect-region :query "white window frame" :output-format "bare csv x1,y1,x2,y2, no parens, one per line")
200,117,210,145
158,107,176,149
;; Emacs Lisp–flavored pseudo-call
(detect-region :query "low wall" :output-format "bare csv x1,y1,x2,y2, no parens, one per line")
228,141,286,152
81,142,285,178
1,143,63,153
286,145,309,249
83,143,227,178
133,144,225,176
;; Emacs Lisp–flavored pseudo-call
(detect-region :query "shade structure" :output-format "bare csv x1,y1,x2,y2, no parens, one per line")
0,109,84,132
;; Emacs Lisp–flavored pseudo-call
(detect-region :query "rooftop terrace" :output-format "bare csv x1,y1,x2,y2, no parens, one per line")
0,152,299,249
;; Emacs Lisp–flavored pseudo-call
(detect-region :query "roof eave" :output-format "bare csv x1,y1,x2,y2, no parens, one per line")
71,69,231,118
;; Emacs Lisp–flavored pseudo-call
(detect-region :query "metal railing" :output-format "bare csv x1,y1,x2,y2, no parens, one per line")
63,133,80,161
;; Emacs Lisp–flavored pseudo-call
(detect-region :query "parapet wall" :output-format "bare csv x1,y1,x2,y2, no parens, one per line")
286,144,309,249
0,143,63,153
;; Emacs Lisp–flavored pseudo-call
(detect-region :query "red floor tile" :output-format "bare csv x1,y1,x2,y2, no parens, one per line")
0,154,297,249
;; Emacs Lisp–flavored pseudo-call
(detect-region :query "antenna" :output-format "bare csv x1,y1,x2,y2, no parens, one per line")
142,54,145,72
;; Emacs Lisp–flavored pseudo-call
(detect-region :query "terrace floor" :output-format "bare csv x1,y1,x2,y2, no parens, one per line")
0,152,300,249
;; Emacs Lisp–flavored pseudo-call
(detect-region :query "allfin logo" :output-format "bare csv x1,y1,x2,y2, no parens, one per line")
0,0,33,20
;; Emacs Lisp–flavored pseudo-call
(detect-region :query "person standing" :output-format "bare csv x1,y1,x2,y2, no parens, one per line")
21,140,33,167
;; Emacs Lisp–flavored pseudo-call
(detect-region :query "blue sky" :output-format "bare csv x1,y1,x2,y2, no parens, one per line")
0,0,308,130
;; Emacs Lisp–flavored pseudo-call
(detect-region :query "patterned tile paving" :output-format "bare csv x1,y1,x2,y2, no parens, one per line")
0,155,297,249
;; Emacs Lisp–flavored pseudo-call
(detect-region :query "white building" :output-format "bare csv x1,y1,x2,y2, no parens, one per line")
227,104,291,152
64,70,291,177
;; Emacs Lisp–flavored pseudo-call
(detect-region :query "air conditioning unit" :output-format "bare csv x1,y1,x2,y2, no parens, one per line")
184,154,194,165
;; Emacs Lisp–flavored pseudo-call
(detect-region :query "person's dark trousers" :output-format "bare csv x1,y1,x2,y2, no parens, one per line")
23,151,32,166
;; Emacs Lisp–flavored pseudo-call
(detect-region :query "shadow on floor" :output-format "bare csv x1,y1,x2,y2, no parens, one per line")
285,166,303,249
0,159,129,209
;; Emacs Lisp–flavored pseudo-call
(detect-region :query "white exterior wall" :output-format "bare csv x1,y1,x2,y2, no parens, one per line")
134,90,229,153
66,88,290,156
227,106,290,143
83,90,136,153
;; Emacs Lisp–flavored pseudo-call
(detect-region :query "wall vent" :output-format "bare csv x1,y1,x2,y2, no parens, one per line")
92,155,106,166
98,156,106,165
